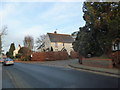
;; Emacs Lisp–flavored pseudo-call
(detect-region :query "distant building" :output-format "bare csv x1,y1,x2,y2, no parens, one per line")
37,31,74,55
13,44,21,57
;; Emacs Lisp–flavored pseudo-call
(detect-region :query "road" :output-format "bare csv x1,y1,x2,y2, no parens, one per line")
2,63,120,88
0,64,2,90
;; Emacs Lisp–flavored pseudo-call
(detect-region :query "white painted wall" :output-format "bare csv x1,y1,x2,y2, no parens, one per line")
51,42,73,55
13,45,21,56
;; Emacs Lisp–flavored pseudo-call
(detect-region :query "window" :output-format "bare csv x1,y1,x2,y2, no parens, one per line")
63,43,64,46
55,49,58,51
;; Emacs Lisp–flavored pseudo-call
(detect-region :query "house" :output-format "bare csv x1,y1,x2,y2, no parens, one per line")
112,38,120,51
37,31,74,55
13,44,21,57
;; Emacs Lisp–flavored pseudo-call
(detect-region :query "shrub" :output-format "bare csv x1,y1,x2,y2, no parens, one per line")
9,55,14,59
16,53,22,58
18,47,32,61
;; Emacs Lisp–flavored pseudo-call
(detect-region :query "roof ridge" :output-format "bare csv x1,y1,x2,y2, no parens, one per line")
47,33,71,36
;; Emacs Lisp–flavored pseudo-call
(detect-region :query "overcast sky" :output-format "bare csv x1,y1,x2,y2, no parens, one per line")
0,0,85,53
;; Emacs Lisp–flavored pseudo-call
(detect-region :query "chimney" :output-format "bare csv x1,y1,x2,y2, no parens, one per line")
54,31,57,34
18,44,21,48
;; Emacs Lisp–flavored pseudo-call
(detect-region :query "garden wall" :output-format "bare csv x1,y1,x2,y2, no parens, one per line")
82,58,113,68
31,51,69,61
111,51,120,68
70,51,79,59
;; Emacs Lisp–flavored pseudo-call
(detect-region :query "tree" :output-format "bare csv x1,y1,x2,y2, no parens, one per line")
36,34,46,48
15,53,22,58
0,25,7,54
8,43,15,58
73,2,120,57
6,51,10,57
24,35,34,51
73,27,103,57
18,47,32,61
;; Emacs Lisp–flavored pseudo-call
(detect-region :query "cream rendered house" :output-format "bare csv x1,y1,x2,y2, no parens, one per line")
13,45,21,57
38,32,74,55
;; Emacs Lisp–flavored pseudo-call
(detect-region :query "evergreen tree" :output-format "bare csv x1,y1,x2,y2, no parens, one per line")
9,43,15,57
73,2,120,57
6,51,10,57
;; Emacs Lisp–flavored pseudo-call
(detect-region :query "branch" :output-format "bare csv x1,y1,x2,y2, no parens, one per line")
0,25,7,36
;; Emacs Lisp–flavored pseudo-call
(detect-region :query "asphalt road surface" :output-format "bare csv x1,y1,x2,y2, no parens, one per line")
0,64,2,90
2,63,120,88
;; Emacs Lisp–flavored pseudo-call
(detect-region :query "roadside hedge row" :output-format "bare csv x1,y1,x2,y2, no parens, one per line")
31,51,69,61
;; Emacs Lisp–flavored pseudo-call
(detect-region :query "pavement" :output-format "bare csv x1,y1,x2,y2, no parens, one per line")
15,59,76,68
68,61,120,77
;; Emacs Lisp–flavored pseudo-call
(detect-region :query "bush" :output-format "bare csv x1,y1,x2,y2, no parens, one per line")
20,55,31,61
16,53,22,58
9,55,14,59
18,47,32,61
31,51,69,61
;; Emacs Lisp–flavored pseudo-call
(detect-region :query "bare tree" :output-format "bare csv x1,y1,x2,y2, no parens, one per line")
36,34,46,48
0,25,7,54
23,35,34,51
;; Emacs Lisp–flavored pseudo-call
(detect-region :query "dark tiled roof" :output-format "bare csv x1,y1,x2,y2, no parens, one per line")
47,33,74,43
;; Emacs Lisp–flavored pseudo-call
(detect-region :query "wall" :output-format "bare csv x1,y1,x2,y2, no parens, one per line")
51,42,73,55
13,46,21,56
111,51,120,68
64,43,73,55
82,58,113,68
